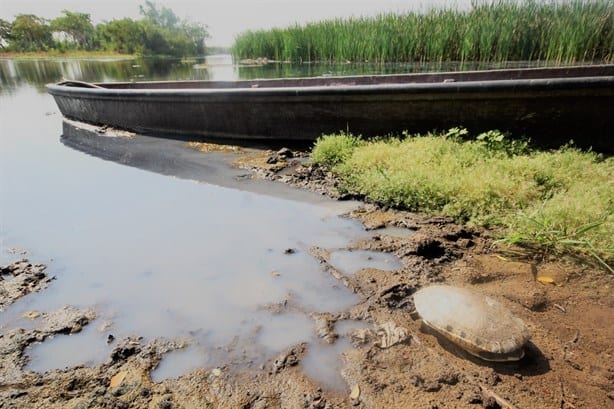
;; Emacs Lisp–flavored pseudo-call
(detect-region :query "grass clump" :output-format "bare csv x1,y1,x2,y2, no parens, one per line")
311,132,365,167
311,130,613,270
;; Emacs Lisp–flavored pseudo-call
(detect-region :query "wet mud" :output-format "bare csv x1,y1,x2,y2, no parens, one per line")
1,145,613,409
0,260,53,312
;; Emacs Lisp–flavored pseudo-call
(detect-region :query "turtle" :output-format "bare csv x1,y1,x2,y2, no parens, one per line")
413,284,530,362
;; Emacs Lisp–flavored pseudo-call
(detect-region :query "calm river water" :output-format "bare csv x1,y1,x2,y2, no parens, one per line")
0,55,418,389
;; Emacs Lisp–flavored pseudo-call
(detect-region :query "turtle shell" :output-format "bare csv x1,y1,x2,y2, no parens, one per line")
413,285,530,362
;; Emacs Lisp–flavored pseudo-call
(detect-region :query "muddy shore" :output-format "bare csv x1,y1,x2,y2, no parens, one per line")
1,144,612,409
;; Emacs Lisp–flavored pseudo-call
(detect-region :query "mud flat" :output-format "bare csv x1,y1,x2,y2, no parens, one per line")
1,147,613,409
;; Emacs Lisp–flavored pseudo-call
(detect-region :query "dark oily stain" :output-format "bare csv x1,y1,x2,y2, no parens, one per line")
110,341,142,363
60,121,335,206
442,226,476,241
378,283,417,309
415,238,446,259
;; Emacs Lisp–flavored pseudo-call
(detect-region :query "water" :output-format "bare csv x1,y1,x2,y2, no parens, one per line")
329,250,403,275
373,226,416,239
0,55,414,388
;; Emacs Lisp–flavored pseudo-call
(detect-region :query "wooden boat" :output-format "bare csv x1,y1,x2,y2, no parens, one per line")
47,65,614,152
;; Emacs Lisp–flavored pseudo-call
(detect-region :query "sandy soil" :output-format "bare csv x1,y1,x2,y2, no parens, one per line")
1,147,612,409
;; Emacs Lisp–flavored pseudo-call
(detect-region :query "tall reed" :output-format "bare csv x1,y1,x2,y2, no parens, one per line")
232,0,613,64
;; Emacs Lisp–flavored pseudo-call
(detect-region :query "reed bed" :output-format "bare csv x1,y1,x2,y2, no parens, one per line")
232,0,613,64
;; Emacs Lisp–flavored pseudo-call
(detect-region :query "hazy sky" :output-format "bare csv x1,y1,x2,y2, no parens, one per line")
0,0,472,46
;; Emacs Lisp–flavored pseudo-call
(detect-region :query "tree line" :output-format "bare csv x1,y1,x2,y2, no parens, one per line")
0,1,209,57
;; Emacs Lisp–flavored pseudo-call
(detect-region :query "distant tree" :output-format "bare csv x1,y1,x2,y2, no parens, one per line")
97,18,145,54
50,10,96,49
141,22,172,55
139,1,179,30
138,1,209,56
182,22,208,55
4,2,208,56
10,14,52,51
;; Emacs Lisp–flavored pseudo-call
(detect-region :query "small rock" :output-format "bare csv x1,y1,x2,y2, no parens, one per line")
277,147,293,159
272,345,304,373
483,370,501,386
484,396,502,409
158,398,173,409
22,311,41,320
266,148,294,164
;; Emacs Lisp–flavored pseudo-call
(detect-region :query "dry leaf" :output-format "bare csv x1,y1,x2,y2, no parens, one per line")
350,384,360,400
109,371,126,388
537,276,555,284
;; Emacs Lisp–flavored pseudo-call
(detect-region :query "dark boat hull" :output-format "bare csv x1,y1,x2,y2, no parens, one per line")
47,65,614,152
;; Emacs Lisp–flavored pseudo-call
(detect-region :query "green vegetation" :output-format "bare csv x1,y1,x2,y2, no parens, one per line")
0,1,208,57
311,130,613,271
233,0,613,64
0,50,134,59
6,15,52,52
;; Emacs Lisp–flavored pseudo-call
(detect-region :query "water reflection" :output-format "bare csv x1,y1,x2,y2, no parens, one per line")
1,54,584,94
235,58,585,80
0,57,211,93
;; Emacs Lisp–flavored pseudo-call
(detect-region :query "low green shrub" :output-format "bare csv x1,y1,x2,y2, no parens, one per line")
310,132,365,168
311,130,613,270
